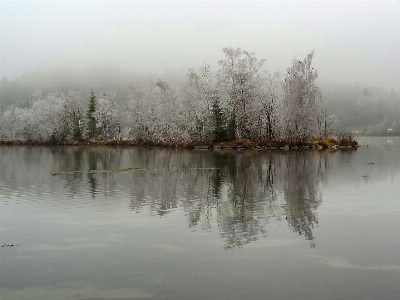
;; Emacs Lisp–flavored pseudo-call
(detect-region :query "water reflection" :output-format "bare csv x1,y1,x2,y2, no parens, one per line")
87,150,97,198
0,146,358,248
127,150,331,248
280,152,324,248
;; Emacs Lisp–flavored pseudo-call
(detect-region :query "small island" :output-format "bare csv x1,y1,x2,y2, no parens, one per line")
0,48,357,149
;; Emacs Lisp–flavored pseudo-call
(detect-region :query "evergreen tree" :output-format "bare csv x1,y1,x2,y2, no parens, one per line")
86,89,97,139
224,108,236,141
211,96,226,142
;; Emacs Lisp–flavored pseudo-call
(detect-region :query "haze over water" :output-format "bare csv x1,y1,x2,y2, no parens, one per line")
2,1,400,91
1,137,400,300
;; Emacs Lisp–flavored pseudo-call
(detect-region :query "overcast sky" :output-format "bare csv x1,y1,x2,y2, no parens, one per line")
1,0,399,90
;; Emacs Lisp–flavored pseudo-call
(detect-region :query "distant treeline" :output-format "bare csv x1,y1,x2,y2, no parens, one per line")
0,48,362,144
1,55,399,138
319,82,400,135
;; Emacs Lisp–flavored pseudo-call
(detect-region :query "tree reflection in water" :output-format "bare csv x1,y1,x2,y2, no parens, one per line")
0,146,347,248
279,151,325,248
125,149,333,248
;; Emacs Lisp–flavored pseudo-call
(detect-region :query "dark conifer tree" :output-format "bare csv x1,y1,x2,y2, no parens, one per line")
86,89,97,139
211,96,225,142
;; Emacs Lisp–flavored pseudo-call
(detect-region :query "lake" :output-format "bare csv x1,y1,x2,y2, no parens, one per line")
1,137,400,300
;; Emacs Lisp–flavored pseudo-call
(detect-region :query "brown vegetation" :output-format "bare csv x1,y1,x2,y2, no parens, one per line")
0,138,358,149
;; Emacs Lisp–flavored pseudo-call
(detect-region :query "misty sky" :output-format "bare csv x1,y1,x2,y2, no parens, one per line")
1,0,399,90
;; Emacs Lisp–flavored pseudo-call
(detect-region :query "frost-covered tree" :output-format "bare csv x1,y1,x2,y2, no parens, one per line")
257,71,283,140
186,63,213,113
0,105,16,141
128,79,191,144
57,91,84,141
127,81,169,142
11,91,83,142
125,48,325,144
93,90,120,140
282,51,321,142
0,47,333,144
317,106,342,140
13,91,61,141
127,82,148,142
182,64,216,142
152,79,188,143
325,114,342,137
217,47,267,140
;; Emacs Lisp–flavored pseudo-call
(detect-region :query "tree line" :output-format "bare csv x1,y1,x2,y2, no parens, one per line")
320,82,400,135
0,48,350,144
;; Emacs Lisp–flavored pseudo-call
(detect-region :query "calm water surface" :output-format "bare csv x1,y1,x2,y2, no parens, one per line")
1,137,400,300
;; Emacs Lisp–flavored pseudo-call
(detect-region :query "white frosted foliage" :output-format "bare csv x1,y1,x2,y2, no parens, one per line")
0,48,346,144
93,90,120,140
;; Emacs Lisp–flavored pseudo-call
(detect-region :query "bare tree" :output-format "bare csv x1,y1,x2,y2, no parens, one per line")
217,47,267,140
282,51,321,142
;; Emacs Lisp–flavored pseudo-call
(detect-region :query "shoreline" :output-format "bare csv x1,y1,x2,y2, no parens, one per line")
0,138,358,150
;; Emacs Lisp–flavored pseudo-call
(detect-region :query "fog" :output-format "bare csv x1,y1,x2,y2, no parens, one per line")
1,1,400,136
1,0,400,91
